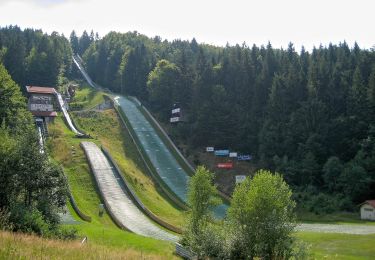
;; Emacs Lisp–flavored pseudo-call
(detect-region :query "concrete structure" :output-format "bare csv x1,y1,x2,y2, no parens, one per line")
26,86,57,123
360,200,375,221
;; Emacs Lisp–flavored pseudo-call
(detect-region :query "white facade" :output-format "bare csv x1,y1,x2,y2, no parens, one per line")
29,94,55,112
360,203,375,220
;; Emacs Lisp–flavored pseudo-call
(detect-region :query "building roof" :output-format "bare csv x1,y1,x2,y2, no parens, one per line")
360,200,375,208
31,111,57,117
26,86,56,95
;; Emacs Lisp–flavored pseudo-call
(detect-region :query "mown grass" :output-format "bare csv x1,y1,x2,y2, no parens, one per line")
71,84,105,110
0,231,177,260
297,231,375,259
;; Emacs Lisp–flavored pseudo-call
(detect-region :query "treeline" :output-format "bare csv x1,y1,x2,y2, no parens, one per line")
80,31,375,211
0,25,73,88
0,64,71,237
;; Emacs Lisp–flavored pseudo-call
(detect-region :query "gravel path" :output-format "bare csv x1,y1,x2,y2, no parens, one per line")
296,223,375,235
81,141,178,242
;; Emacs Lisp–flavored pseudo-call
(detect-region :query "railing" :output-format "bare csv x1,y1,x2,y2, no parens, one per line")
175,243,197,260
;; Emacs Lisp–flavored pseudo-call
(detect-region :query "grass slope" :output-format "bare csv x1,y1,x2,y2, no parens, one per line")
71,84,105,110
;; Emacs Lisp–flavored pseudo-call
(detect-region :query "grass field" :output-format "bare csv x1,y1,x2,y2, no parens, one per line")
297,232,375,259
0,231,177,259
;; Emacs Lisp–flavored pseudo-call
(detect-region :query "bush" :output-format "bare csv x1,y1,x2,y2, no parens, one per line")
0,208,12,231
69,101,87,111
228,170,298,259
9,204,51,236
54,226,78,240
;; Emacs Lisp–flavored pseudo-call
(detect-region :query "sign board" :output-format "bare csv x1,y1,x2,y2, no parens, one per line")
206,147,214,152
32,95,52,102
229,152,238,158
30,104,53,111
235,175,246,183
238,155,252,161
217,162,233,169
215,150,230,156
99,203,104,217
170,117,180,123
171,108,181,114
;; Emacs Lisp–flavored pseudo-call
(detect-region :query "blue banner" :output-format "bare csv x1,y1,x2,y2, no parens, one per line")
214,150,229,156
238,155,252,161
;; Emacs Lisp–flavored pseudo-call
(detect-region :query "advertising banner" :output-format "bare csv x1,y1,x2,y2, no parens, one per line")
30,103,53,111
170,117,180,123
171,108,181,114
217,162,233,169
229,152,238,158
215,150,230,156
206,147,214,152
238,155,252,161
235,175,246,183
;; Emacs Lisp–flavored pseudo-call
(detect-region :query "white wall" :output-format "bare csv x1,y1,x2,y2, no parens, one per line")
360,204,375,220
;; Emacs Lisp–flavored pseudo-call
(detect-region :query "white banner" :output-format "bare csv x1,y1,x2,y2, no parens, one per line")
170,117,180,123
235,175,246,183
32,95,52,102
206,147,214,152
172,108,181,114
30,104,53,111
229,152,238,158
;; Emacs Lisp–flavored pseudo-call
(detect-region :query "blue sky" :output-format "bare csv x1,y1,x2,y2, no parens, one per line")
0,0,374,51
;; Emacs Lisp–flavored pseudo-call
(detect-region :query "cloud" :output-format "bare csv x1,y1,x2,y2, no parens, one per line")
0,0,374,51
0,0,82,7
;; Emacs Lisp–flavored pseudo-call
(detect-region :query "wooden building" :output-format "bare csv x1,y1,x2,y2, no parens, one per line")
25,86,57,123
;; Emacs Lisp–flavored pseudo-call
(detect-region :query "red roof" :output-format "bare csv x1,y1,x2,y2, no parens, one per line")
361,200,375,208
26,86,56,94
31,111,57,117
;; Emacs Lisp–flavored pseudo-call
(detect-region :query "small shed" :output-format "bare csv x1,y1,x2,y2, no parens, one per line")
359,200,375,221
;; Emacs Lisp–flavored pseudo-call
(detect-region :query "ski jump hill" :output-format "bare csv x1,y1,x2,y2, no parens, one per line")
72,55,228,218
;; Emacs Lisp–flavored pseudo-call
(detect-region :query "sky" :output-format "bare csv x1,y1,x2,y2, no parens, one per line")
0,0,374,51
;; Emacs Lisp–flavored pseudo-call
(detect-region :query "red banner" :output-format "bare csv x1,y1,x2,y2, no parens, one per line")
217,162,233,169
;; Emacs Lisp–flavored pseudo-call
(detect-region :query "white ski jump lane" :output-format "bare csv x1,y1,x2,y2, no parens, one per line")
55,90,84,136
81,141,178,242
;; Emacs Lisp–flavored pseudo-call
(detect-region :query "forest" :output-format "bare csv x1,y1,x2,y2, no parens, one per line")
1,25,375,213
0,26,73,237
80,31,375,212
